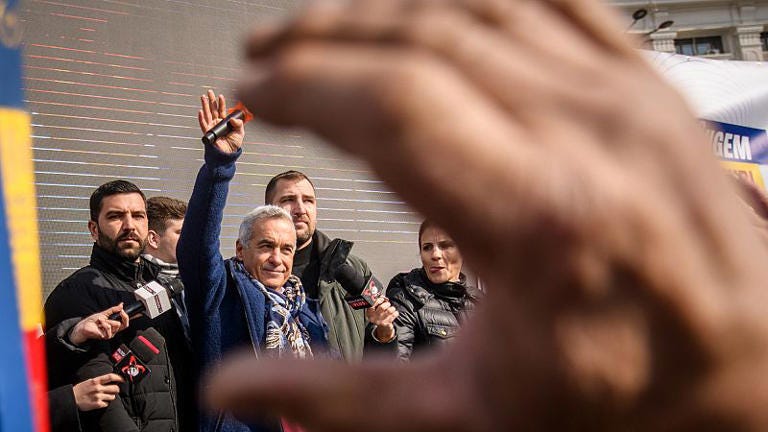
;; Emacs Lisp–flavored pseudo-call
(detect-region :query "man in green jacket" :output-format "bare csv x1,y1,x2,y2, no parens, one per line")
265,171,378,362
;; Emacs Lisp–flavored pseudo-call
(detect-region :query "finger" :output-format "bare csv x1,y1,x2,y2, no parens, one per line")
198,109,207,132
119,309,129,331
217,94,227,119
103,303,124,316
457,0,617,72
201,95,213,126
208,89,219,119
106,316,122,331
371,297,386,308
95,316,110,339
546,0,636,56
101,393,117,402
228,117,244,133
245,1,372,59
97,373,125,384
205,352,481,432
101,384,121,395
242,2,599,133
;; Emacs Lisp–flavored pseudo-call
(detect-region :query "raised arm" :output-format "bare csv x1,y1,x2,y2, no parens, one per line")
177,90,245,316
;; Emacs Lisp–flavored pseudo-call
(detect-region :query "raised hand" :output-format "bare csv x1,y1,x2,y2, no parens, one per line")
207,0,768,431
198,88,244,154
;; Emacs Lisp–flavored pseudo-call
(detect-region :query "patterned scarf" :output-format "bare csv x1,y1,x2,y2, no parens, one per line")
236,261,313,359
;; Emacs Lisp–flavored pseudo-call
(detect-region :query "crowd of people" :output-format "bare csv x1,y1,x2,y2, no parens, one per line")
43,89,478,431
40,0,768,431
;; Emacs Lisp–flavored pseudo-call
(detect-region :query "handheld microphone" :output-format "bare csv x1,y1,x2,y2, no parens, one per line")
109,279,183,321
201,102,253,146
109,328,163,384
344,275,385,310
129,328,162,361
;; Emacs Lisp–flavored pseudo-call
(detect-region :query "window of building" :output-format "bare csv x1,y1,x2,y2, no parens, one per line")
761,32,768,51
675,36,724,56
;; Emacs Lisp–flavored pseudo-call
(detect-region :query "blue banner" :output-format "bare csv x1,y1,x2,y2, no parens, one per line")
702,120,768,164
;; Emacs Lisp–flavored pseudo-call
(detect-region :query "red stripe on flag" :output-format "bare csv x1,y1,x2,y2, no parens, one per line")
24,330,49,432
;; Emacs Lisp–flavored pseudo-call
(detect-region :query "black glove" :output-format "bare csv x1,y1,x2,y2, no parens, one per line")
335,260,367,295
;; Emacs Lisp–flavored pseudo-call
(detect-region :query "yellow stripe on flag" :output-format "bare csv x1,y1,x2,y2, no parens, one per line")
720,161,766,190
0,108,43,329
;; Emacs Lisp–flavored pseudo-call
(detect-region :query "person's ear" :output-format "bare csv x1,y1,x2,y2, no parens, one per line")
88,220,99,242
147,230,160,250
235,240,244,260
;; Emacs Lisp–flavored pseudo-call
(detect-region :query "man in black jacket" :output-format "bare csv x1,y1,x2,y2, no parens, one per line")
44,180,190,432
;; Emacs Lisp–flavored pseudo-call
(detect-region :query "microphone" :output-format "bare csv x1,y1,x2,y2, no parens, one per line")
201,102,253,146
344,275,385,310
109,279,183,321
129,328,162,361
109,328,163,384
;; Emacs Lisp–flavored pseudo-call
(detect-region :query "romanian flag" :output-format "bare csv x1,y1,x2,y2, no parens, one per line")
0,0,49,430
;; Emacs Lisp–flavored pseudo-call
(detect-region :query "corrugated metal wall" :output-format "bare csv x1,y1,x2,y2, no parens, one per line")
19,0,424,298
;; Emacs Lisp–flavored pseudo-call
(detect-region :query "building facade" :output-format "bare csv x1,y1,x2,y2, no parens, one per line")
614,0,768,61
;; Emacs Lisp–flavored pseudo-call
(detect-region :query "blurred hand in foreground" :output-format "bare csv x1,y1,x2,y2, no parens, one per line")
207,0,768,430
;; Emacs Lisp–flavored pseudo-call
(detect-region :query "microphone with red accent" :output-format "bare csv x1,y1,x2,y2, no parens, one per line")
343,272,385,310
110,328,163,384
201,102,253,146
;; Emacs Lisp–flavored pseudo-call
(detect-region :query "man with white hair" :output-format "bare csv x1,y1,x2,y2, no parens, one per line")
177,90,327,432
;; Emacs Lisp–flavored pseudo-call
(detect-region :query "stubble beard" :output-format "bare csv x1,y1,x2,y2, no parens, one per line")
97,230,148,261
296,228,313,249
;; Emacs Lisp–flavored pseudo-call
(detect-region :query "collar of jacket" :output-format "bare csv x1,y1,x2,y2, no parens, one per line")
141,253,179,272
225,258,267,354
404,268,476,307
89,243,159,284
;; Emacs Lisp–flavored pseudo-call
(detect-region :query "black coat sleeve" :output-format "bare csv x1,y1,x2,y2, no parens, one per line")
48,384,81,432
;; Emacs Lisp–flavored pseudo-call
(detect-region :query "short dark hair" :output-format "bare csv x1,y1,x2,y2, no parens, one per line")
147,196,187,233
418,219,439,247
264,170,316,204
89,180,146,222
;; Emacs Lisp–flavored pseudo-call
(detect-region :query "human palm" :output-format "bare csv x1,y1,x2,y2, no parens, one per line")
198,88,244,153
206,0,768,430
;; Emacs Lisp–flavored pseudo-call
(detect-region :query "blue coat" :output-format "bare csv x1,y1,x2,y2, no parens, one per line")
178,145,326,432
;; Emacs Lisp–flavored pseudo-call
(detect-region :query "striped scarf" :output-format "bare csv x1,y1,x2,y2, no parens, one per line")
236,261,313,359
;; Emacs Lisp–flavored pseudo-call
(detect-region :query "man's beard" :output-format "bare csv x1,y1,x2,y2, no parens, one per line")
97,230,147,261
296,227,313,248
294,218,314,248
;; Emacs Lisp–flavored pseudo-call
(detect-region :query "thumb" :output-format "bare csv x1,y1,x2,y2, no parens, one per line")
204,351,474,432
104,302,124,315
97,373,125,384
228,118,244,131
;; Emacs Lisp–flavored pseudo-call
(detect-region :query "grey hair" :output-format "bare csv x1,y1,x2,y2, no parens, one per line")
238,205,294,246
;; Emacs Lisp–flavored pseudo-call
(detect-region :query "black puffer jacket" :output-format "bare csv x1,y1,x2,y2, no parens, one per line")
45,244,191,432
372,268,482,361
